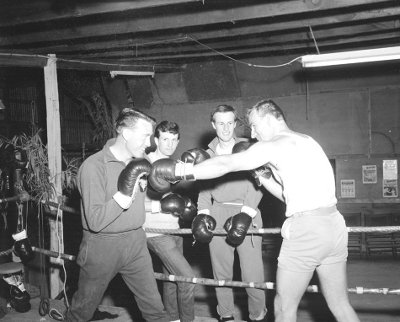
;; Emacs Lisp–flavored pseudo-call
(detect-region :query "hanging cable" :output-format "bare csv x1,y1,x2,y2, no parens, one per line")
308,25,320,54
187,34,302,68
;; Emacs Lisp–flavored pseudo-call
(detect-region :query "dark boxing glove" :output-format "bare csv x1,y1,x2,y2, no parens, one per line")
180,195,197,222
191,213,217,243
180,148,210,164
148,159,181,194
232,141,272,186
12,230,34,263
9,285,31,313
160,193,186,217
223,206,257,246
148,154,204,194
114,158,151,209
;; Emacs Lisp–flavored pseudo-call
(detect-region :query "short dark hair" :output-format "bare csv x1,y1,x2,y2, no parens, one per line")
154,120,180,139
210,104,238,123
247,99,286,122
115,108,156,134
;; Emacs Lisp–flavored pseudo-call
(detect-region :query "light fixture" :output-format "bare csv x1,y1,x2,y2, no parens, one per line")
110,70,155,78
301,46,400,68
0,99,5,110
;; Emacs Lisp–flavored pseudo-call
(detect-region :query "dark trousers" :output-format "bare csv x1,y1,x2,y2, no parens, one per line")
66,229,168,322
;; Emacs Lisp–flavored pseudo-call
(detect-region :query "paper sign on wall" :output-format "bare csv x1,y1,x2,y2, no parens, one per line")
362,165,377,184
341,179,355,198
383,160,398,198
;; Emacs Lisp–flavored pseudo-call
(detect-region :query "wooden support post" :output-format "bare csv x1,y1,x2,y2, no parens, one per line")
44,54,64,298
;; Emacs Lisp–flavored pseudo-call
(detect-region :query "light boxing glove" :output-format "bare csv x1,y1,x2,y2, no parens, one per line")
191,213,217,243
113,158,151,209
232,141,272,186
223,206,257,246
12,230,34,263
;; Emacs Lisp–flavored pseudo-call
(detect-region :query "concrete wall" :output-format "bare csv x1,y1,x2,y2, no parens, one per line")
106,55,400,205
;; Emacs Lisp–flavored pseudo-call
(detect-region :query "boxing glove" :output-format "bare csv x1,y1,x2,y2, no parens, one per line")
9,285,31,313
191,213,217,243
232,141,272,186
12,230,34,263
180,195,197,222
13,148,28,170
180,148,210,164
148,159,180,194
160,193,186,217
114,158,151,209
223,206,257,246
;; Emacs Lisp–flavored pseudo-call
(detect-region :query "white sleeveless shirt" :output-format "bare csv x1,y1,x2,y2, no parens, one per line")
269,133,337,217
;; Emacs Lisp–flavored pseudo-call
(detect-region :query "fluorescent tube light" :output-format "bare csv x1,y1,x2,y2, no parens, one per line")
301,46,400,68
110,70,155,78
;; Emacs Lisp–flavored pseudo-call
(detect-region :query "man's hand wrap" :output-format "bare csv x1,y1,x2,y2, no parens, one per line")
114,158,151,209
232,141,272,186
191,212,217,243
223,206,257,246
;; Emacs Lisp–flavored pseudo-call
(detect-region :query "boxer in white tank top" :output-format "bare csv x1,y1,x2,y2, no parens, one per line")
188,99,360,322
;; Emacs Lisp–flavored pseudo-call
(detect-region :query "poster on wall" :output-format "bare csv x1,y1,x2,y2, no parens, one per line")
340,179,355,198
362,165,377,184
383,160,398,198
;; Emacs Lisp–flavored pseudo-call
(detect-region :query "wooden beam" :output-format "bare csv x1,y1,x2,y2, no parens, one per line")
0,53,48,67
43,54,63,299
10,7,400,56
108,35,400,63
0,0,394,47
61,23,399,60
0,0,202,27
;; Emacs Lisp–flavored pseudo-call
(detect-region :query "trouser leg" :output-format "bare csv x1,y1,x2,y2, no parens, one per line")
209,235,235,318
237,234,266,320
123,230,168,322
65,234,117,322
148,235,195,322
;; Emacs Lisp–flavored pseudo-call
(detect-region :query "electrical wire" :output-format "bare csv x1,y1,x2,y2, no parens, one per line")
187,34,303,68
0,34,303,70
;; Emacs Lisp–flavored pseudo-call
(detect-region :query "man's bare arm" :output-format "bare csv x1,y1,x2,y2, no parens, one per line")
258,176,284,202
192,141,273,180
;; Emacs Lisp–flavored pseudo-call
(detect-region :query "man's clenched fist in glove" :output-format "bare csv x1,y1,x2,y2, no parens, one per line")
223,206,257,246
113,158,151,209
158,193,197,222
148,148,210,193
191,213,217,243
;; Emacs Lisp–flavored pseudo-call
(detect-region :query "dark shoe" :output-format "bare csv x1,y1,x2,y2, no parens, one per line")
219,316,234,322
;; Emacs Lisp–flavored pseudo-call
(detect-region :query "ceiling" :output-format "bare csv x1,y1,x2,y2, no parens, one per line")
0,0,399,72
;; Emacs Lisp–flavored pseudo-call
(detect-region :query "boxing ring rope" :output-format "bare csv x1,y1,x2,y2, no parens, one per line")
2,198,400,296
37,198,400,234
2,245,400,296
